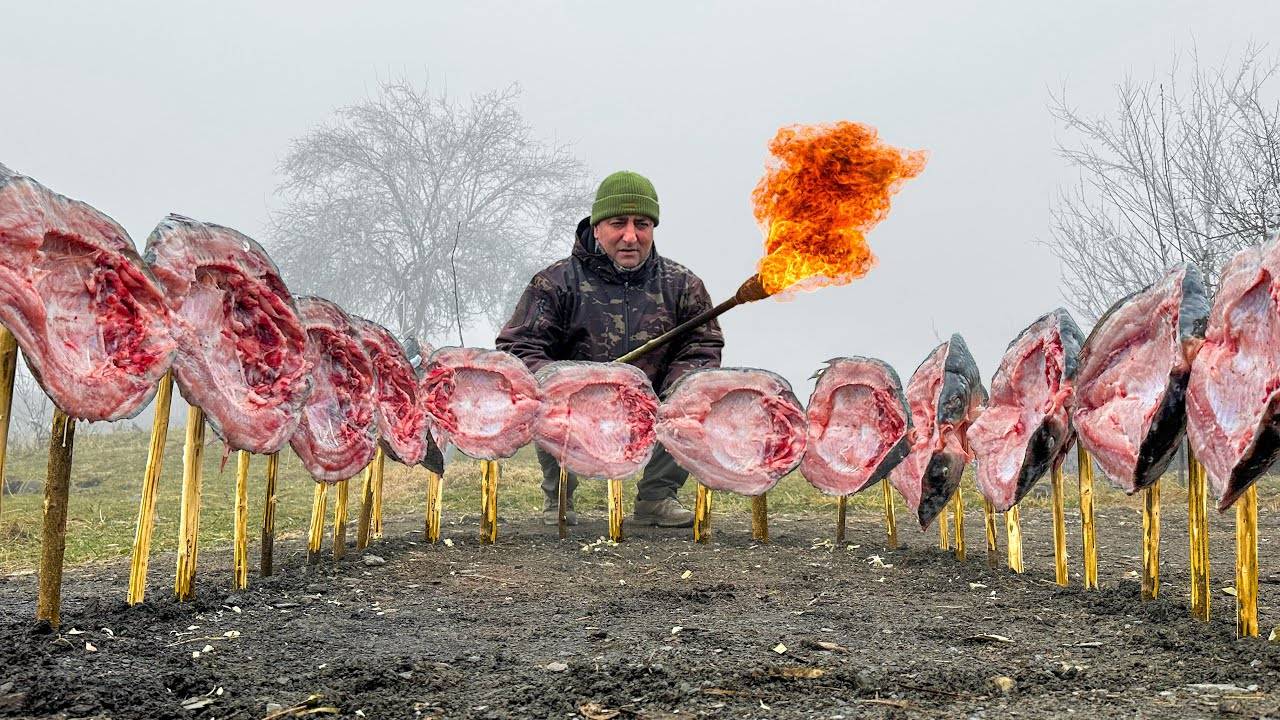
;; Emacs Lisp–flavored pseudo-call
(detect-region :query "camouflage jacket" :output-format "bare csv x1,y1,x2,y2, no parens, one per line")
496,217,724,394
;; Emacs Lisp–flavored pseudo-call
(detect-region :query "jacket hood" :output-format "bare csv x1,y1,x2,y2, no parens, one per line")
572,216,660,284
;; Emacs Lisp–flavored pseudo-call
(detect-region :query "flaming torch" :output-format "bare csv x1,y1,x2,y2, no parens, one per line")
617,121,926,538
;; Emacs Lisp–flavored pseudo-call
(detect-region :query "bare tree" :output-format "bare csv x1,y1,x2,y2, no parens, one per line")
10,363,52,453
269,79,590,344
1048,45,1280,320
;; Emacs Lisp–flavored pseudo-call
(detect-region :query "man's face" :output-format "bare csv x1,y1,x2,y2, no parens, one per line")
594,215,654,269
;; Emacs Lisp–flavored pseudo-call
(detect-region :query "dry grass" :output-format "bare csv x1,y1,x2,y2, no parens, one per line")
0,428,1274,572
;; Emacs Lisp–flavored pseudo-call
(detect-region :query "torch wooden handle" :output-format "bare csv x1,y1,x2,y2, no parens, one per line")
614,275,768,365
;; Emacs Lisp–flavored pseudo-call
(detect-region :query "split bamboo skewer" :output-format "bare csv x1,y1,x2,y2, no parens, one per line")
1051,464,1069,587
693,484,712,543
556,467,568,540
232,450,251,589
356,461,375,550
607,478,624,542
751,493,768,543
174,406,205,601
479,460,498,544
307,482,328,564
983,497,998,568
0,327,18,522
938,498,951,551
1005,505,1024,573
425,469,442,543
835,495,847,545
953,488,965,561
1078,445,1099,590
260,452,279,576
370,447,385,539
1141,479,1161,601
1187,445,1211,621
36,409,74,628
882,480,897,549
1237,484,1259,638
126,370,173,605
333,478,349,560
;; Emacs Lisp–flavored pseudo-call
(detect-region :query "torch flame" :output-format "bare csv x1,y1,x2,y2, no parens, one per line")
752,122,926,296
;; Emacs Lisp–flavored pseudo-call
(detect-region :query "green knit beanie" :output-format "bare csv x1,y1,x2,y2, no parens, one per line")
591,170,660,226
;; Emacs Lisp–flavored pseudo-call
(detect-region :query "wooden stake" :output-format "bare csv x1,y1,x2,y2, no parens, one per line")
938,495,951,551
983,497,998,568
608,478,624,542
479,460,498,544
1005,505,1023,573
882,480,898,549
307,482,327,564
1141,479,1161,601
835,495,848,545
1236,484,1259,638
36,409,74,628
126,370,173,605
232,450,250,589
1051,464,1069,587
426,471,443,543
0,327,18,523
174,406,205,601
333,478,350,560
953,488,966,561
751,493,768,543
370,447,385,539
693,484,712,543
260,452,279,577
1078,445,1098,590
1187,444,1211,621
556,467,568,540
356,461,375,550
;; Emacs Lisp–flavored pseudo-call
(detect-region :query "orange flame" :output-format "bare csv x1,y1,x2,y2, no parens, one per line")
752,122,927,295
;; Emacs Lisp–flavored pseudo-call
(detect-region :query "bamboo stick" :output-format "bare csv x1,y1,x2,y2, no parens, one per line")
174,406,205,601
1142,479,1161,601
693,484,712,543
983,497,998,568
0,327,18,523
232,450,250,589
751,493,768,543
1051,464,1069,587
36,409,74,628
1078,445,1098,590
479,460,498,544
1187,445,1211,621
371,447,385,539
938,496,951,551
556,467,568,540
835,495,847,545
953,488,966,561
126,370,173,605
1005,505,1023,574
356,461,375,550
307,482,327,564
333,478,349,560
1237,484,1259,638
608,478,624,542
260,452,279,576
426,470,442,543
882,480,897,549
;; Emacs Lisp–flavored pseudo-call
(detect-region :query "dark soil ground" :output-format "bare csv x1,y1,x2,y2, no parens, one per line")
1,501,1278,719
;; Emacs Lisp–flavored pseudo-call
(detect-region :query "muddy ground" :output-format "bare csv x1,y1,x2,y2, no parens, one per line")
0,503,1278,719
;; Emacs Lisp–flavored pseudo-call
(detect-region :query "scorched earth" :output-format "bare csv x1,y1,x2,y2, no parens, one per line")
0,503,1276,719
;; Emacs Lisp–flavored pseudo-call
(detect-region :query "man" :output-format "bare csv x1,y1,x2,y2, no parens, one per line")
496,170,723,528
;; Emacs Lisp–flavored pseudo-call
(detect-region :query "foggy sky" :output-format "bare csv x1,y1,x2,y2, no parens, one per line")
4,1,1277,400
